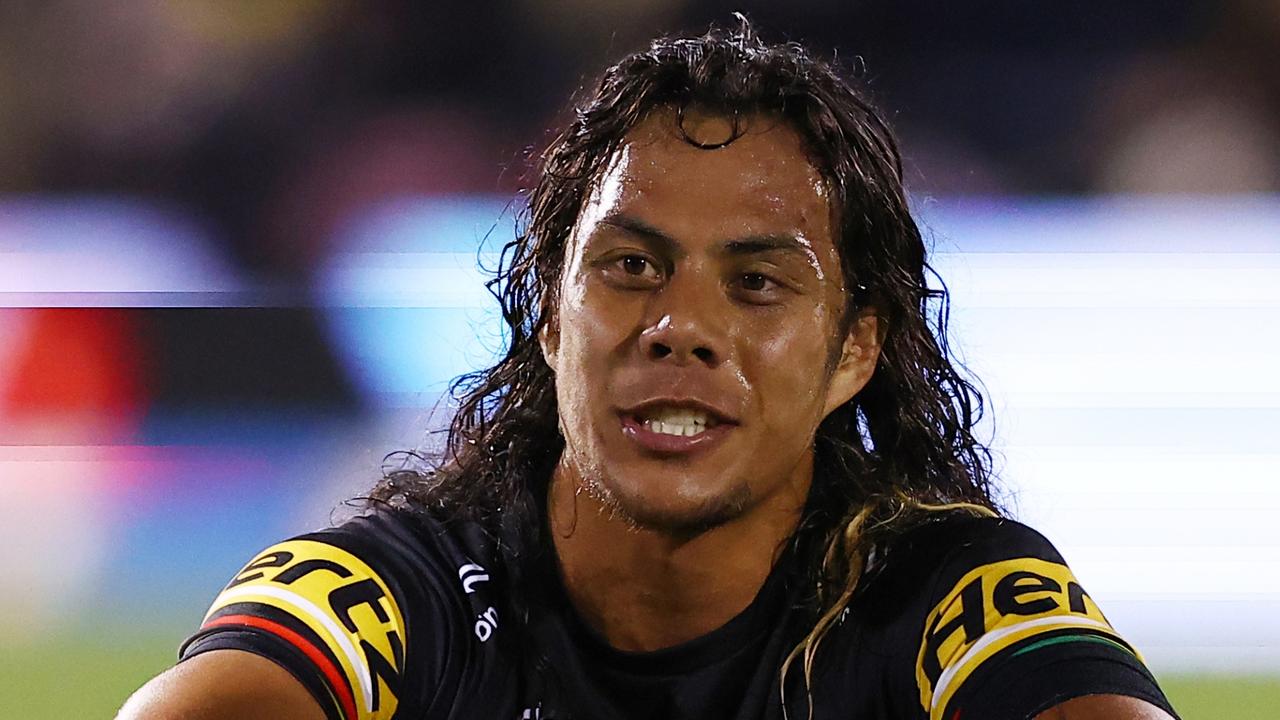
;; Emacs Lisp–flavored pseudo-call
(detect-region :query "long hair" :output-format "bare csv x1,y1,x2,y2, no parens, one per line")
371,16,1000,711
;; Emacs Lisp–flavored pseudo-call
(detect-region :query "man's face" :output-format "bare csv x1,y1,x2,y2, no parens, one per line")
542,108,880,531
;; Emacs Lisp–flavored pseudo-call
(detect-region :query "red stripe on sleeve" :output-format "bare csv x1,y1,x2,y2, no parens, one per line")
205,614,359,720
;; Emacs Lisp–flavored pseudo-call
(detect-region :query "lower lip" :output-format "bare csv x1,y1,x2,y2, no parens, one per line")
619,414,735,456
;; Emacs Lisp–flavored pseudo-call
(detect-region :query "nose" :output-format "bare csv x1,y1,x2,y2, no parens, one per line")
639,273,725,368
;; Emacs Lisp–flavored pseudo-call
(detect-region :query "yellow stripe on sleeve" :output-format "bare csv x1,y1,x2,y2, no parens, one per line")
205,540,406,720
915,557,1138,720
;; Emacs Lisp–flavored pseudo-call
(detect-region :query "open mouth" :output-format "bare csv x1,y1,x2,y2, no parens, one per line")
619,402,737,455
633,406,720,438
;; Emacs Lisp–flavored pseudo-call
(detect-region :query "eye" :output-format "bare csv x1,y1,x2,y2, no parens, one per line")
600,252,663,287
730,270,792,304
620,255,655,277
739,272,774,292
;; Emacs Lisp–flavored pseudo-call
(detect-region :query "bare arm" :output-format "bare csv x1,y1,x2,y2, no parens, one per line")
116,649,326,720
1034,694,1177,720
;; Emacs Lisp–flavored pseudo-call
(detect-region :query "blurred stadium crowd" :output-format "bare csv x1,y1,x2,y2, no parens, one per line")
4,2,1280,203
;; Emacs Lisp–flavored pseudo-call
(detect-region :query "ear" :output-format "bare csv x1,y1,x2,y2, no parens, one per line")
538,319,560,372
822,308,883,417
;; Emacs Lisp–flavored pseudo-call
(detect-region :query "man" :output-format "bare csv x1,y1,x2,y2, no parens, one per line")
119,21,1180,720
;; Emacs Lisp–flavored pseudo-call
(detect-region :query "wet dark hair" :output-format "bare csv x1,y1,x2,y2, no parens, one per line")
372,15,1000,705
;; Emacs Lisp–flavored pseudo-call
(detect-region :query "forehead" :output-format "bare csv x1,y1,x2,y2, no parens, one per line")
582,108,834,245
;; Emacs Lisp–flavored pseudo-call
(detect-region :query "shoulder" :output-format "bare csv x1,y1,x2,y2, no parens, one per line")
885,512,1065,570
181,508,507,720
855,513,1071,627
863,513,1080,620
861,512,1175,720
320,507,504,603
200,508,503,639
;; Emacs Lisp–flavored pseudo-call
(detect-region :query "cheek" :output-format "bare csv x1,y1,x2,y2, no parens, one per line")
552,283,637,417
557,282,634,362
744,309,840,424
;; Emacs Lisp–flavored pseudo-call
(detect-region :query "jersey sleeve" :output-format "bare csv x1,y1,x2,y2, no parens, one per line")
910,517,1179,720
178,511,459,720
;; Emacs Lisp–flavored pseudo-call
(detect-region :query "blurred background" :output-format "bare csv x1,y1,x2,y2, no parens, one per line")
1,1,1277,717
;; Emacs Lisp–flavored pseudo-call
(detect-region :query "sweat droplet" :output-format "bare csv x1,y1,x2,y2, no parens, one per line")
794,231,824,282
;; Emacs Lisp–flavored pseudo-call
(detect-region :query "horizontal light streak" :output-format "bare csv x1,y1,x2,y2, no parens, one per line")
917,195,1280,253
1060,548,1280,595
935,252,1280,308
8,253,1275,308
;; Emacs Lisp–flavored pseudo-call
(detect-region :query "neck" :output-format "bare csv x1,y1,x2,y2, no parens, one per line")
548,460,811,652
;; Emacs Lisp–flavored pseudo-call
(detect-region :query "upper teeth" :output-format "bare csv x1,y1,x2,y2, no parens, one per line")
642,408,711,437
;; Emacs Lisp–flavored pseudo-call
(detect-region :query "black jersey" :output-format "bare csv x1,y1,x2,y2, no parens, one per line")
180,509,1178,720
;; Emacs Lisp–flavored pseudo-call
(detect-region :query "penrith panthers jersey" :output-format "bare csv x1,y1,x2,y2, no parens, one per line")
180,510,1178,720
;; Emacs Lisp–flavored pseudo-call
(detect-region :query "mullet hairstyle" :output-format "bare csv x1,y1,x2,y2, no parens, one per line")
372,16,1000,715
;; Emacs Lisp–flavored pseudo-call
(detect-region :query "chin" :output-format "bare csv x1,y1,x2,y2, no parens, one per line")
587,470,753,534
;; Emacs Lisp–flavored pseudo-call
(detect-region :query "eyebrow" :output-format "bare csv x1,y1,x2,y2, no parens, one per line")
598,213,815,259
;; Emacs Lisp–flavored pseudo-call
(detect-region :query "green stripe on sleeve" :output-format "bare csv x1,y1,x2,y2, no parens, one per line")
1009,633,1136,660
